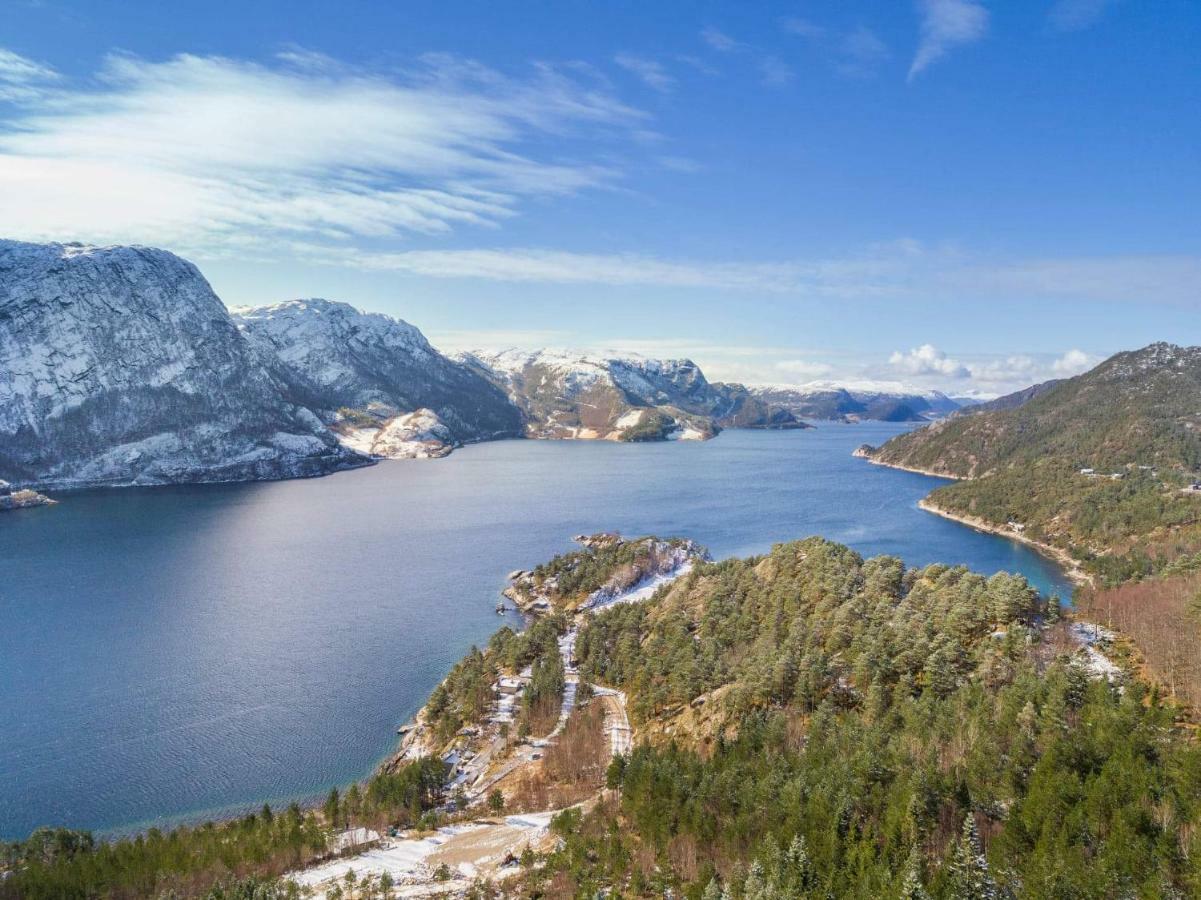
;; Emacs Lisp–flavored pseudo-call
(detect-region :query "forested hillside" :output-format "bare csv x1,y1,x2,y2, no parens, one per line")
523,537,1201,898
866,343,1201,585
9,536,1201,897
872,343,1201,480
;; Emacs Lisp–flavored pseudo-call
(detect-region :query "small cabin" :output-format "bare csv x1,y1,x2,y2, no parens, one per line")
1079,468,1095,476
497,677,525,696
330,827,381,854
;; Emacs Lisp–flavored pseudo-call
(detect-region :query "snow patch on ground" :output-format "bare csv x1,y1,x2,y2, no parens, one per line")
334,409,455,459
615,409,646,429
1070,622,1123,681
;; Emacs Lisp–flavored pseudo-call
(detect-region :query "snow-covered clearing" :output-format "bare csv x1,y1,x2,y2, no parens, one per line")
287,813,557,896
1069,622,1122,681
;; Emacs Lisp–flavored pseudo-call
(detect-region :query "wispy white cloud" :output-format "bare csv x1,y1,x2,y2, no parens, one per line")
775,359,835,379
909,0,989,80
0,51,645,251
0,47,57,84
701,27,795,88
838,27,891,78
1049,0,1119,31
758,56,796,87
335,247,805,291
779,19,890,79
780,17,828,40
889,344,971,378
700,27,743,53
0,46,59,101
321,242,1201,309
613,53,675,93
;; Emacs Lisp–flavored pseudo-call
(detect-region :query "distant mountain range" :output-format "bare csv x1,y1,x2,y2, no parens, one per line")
457,349,805,442
0,239,979,491
751,384,963,423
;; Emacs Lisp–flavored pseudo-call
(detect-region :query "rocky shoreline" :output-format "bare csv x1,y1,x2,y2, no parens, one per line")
855,447,1089,589
916,497,1090,588
0,481,55,512
852,445,964,480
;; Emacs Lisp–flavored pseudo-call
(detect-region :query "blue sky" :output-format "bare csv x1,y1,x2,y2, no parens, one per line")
1,0,1198,395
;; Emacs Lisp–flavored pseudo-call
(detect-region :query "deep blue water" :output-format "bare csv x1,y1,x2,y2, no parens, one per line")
0,424,1072,840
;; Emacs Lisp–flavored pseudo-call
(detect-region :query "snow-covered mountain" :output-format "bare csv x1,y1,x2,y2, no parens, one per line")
0,240,363,489
751,384,964,423
457,349,803,441
232,299,521,457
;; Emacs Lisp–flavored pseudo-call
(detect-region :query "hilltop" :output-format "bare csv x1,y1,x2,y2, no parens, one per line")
863,342,1201,585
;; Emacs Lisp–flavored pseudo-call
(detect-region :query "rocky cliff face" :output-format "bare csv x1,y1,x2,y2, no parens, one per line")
457,349,801,441
0,241,364,488
233,299,522,456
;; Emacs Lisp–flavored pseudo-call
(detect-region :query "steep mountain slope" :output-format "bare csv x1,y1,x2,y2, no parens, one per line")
753,385,962,422
870,344,1201,479
863,344,1201,583
457,349,804,441
0,241,363,488
951,378,1062,418
233,300,522,456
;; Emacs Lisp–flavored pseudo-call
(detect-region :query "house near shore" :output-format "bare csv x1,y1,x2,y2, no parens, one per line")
497,676,526,696
330,827,380,854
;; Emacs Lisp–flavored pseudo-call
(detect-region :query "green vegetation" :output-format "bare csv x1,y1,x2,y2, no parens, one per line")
527,535,698,607
871,344,1201,586
522,538,1201,897
335,407,380,428
927,464,1201,585
424,615,567,744
620,410,676,442
874,344,1201,480
0,757,445,899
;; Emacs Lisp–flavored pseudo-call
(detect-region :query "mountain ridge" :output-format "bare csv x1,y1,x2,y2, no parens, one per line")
0,240,365,489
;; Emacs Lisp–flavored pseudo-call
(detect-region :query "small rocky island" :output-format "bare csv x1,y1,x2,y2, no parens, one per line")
0,479,55,512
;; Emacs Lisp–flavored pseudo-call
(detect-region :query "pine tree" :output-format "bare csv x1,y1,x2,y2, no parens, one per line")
786,834,815,892
947,813,998,899
742,860,769,900
898,847,930,900
702,877,723,900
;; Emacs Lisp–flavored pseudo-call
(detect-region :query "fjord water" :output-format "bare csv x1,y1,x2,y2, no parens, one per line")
0,425,1071,839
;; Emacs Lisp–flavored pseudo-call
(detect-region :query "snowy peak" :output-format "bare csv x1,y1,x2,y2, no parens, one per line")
232,299,435,365
234,299,522,444
460,348,802,439
0,240,361,488
750,384,964,422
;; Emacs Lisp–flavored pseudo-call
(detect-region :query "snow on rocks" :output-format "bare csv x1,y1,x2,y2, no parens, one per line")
0,241,361,489
1069,621,1123,681
335,409,456,459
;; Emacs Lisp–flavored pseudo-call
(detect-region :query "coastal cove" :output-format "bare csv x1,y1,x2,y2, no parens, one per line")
0,424,1074,841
